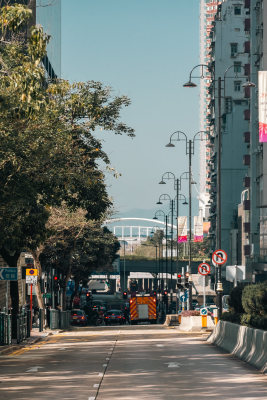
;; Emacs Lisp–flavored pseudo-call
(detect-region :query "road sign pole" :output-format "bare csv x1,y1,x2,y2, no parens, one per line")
30,283,33,331
203,276,206,308
6,281,9,312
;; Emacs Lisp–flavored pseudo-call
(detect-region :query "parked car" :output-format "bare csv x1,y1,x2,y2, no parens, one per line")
104,310,126,325
71,309,87,326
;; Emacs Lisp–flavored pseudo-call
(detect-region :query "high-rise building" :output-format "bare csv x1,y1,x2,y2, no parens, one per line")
36,0,61,78
244,0,267,282
208,0,250,265
199,1,222,221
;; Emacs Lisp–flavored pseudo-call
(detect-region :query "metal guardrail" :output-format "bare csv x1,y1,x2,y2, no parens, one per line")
0,312,11,345
17,309,31,344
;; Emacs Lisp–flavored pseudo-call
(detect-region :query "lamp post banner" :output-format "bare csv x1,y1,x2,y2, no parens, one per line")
178,216,187,242
259,71,267,143
194,215,203,242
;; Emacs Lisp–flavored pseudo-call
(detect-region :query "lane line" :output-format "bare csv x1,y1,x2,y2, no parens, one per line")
93,330,120,399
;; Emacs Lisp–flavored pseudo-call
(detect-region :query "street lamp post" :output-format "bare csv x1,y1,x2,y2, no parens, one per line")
159,172,188,309
153,209,169,291
183,63,255,318
166,131,207,309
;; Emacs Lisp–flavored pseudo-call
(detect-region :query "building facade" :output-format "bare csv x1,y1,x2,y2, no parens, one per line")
206,0,267,284
199,1,222,221
36,0,61,78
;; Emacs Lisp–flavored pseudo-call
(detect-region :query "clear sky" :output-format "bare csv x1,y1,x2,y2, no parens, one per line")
61,0,200,219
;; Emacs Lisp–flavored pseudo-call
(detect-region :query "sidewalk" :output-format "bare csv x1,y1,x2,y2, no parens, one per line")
0,328,56,356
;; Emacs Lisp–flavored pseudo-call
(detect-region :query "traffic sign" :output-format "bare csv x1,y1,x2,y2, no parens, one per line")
198,263,210,275
180,294,187,302
26,275,37,285
0,268,18,281
26,268,38,276
212,249,227,265
200,307,208,316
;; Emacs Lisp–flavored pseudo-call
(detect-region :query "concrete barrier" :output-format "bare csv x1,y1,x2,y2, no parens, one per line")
164,314,179,326
179,316,214,331
207,321,267,373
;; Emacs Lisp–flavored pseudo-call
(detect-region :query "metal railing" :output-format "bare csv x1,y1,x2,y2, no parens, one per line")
0,312,11,345
17,309,30,344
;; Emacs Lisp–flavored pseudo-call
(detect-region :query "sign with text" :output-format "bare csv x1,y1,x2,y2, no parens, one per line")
26,275,37,285
0,268,18,281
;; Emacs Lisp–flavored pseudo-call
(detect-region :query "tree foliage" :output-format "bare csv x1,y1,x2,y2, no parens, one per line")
0,3,134,258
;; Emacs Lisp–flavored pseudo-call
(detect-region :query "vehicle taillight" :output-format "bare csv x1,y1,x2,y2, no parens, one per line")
73,314,77,316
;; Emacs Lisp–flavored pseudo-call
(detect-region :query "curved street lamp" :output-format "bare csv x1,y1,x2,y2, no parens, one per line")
165,130,208,310
183,63,256,318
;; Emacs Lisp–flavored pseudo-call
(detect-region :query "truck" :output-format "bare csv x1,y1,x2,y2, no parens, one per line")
129,294,157,325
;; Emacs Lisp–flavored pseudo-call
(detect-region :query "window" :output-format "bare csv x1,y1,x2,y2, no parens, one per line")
234,81,242,91
234,62,242,73
234,5,242,15
231,43,238,57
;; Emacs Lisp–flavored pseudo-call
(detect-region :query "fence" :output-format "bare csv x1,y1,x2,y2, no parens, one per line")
0,312,11,345
49,309,70,330
17,309,30,344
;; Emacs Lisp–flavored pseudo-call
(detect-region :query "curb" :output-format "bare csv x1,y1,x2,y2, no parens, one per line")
0,332,52,356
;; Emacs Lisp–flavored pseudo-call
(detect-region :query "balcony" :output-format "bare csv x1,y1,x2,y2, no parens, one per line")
244,244,250,256
243,131,250,143
243,154,250,166
244,41,250,53
243,176,250,188
243,222,250,233
243,200,250,210
244,19,250,32
244,109,250,120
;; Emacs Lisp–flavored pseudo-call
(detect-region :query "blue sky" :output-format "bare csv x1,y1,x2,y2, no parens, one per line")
61,0,200,219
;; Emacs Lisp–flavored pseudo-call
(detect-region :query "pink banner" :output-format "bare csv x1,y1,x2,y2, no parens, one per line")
259,71,267,142
194,216,203,243
178,216,187,243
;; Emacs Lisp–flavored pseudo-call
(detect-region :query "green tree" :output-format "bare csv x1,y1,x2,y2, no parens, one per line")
39,206,120,309
0,3,133,331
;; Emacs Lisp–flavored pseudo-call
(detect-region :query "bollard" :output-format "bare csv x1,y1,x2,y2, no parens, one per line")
39,309,43,332
202,315,207,329
178,314,181,324
213,307,218,325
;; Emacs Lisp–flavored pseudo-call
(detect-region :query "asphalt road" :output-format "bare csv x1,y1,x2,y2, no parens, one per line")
0,325,266,400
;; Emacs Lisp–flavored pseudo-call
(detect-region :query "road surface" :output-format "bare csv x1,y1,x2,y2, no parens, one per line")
0,325,266,399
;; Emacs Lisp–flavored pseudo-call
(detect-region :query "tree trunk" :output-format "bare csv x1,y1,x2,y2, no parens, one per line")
0,248,20,339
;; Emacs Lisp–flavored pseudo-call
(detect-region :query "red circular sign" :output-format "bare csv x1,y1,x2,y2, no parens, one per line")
29,269,35,275
212,249,227,265
198,263,210,276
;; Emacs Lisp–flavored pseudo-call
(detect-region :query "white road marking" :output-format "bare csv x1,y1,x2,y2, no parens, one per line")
93,384,99,388
26,366,44,372
165,362,182,368
88,397,95,400
103,364,107,367
106,357,110,360
156,344,164,347
59,347,67,350
98,373,103,377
